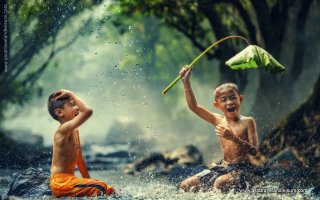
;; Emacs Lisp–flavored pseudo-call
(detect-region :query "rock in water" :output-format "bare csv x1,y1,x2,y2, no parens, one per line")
7,168,51,197
124,145,204,178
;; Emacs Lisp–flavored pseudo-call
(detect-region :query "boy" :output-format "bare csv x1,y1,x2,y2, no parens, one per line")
179,66,259,192
47,89,115,197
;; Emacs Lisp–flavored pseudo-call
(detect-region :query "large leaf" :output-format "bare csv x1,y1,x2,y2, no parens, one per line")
225,45,286,74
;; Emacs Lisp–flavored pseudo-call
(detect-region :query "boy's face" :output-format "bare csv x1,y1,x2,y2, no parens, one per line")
55,99,79,122
213,88,243,119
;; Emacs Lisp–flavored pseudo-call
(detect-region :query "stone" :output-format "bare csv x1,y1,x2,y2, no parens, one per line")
123,145,204,180
7,168,51,198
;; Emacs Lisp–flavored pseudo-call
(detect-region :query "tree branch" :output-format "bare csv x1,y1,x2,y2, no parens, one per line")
290,0,314,79
22,31,80,87
231,0,258,44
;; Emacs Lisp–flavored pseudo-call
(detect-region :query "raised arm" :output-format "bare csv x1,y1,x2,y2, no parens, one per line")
56,89,93,133
180,66,220,126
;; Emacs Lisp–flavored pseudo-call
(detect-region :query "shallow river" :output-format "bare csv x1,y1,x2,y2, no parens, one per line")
0,168,316,200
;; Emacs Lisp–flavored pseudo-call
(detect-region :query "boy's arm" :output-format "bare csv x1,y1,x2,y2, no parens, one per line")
247,117,259,153
76,133,90,178
180,66,220,126
56,90,93,133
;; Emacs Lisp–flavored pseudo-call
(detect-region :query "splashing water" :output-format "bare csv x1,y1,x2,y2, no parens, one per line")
0,169,315,200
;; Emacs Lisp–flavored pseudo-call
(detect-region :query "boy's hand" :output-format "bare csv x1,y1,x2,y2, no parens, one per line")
215,124,236,141
179,65,192,83
55,89,73,100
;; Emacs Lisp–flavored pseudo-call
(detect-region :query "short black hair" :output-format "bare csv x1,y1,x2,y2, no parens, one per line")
47,92,69,121
214,82,240,100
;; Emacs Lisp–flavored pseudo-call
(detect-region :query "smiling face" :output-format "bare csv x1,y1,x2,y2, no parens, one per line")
214,87,243,120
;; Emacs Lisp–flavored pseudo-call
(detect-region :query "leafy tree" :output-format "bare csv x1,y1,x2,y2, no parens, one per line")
111,0,320,129
108,6,212,107
0,0,102,121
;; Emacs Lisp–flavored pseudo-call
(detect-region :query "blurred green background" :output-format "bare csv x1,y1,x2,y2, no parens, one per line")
1,0,319,165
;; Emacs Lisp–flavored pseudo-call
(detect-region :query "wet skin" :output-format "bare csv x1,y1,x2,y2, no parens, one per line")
179,66,259,191
51,90,92,178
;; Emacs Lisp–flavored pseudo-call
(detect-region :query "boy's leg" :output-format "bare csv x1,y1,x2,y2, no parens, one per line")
180,176,201,192
180,168,222,192
73,178,115,196
213,173,235,192
50,173,115,197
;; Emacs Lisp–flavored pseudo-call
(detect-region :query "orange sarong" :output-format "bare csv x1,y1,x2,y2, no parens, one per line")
50,173,115,197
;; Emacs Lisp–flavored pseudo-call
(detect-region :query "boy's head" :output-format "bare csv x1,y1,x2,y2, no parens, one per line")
213,82,243,119
47,92,78,122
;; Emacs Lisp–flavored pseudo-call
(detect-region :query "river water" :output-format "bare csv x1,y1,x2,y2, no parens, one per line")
0,168,316,200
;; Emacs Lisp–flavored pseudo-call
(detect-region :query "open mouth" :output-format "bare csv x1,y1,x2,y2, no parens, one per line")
227,107,236,113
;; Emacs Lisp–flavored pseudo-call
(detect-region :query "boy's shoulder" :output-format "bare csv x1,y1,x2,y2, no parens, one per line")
240,116,255,121
54,125,76,138
240,116,256,127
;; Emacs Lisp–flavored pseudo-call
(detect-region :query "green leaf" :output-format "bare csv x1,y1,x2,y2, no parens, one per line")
225,45,286,74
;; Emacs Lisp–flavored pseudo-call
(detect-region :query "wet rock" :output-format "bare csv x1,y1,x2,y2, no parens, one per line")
261,149,317,189
7,168,51,198
167,165,206,183
124,145,204,180
0,131,51,169
83,144,137,170
163,145,203,166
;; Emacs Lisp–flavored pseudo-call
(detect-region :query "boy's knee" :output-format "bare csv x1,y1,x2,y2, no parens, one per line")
213,175,233,192
180,181,189,191
180,177,200,192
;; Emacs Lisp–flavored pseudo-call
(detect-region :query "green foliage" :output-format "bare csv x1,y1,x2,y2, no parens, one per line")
108,3,210,103
111,0,319,127
0,0,101,122
226,45,286,74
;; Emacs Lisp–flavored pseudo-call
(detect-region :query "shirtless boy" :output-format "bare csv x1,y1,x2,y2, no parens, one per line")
179,66,259,192
48,89,115,197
